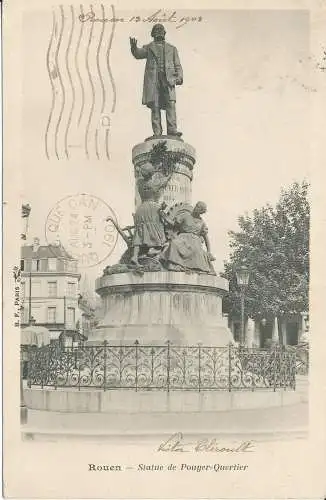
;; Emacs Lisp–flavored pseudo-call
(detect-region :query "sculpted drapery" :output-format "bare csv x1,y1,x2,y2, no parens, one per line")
130,24,183,136
131,41,183,109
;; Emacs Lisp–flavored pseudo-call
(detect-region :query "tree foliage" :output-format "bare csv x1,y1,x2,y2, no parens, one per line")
222,181,309,320
149,140,185,176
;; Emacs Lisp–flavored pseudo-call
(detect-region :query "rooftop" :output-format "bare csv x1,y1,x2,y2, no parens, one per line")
21,243,76,261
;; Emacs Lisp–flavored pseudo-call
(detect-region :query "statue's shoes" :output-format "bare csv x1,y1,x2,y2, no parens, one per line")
145,133,183,142
168,131,182,137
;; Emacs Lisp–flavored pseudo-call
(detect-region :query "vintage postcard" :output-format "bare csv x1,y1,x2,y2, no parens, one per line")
2,0,326,498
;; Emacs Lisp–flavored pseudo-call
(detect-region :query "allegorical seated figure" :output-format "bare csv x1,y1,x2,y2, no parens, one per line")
131,163,172,266
160,201,216,274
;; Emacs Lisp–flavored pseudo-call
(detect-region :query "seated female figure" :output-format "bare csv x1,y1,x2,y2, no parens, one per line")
161,201,216,274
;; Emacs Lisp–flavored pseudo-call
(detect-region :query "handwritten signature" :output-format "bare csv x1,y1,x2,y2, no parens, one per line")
157,432,255,453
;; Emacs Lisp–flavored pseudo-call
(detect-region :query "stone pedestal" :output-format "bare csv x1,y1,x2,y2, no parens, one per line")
132,138,195,207
93,271,233,346
93,136,234,347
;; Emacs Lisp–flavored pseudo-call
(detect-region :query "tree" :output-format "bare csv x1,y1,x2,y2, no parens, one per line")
222,181,309,341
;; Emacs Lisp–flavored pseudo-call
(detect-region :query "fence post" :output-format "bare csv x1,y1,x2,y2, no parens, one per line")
78,344,81,391
41,347,45,390
27,346,31,389
198,343,201,392
103,341,107,391
282,347,286,391
20,346,28,425
283,346,291,391
151,347,155,388
135,340,139,392
273,346,277,392
279,345,284,391
167,341,170,393
53,344,58,390
251,347,255,392
292,351,296,390
228,343,232,392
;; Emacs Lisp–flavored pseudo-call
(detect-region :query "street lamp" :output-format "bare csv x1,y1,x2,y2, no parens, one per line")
21,204,31,240
21,203,31,425
236,265,250,347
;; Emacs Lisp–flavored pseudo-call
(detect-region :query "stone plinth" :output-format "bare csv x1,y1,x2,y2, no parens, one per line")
132,138,195,207
24,386,303,414
93,271,233,345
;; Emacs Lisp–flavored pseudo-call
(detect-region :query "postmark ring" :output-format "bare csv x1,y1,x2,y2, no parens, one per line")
45,193,118,269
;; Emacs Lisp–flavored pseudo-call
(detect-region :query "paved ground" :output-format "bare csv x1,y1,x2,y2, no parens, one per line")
21,375,308,442
22,400,308,443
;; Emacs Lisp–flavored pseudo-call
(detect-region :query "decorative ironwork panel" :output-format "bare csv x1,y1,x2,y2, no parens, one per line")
200,346,230,389
236,347,296,390
287,344,309,376
26,342,297,392
136,345,168,389
168,346,200,390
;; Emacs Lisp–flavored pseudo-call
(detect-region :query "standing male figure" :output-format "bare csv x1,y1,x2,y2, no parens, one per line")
130,24,183,137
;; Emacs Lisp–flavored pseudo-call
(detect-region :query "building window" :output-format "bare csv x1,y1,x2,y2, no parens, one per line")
20,259,25,271
31,306,40,323
32,259,40,271
21,281,26,299
31,281,41,297
66,307,75,328
48,281,57,297
67,282,76,297
48,258,57,271
21,306,29,323
47,307,56,323
66,260,77,272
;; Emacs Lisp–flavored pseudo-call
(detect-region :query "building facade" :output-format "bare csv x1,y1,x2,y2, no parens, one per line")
78,296,96,339
227,313,309,347
20,238,81,341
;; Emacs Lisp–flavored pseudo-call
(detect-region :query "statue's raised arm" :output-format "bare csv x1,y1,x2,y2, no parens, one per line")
129,24,183,138
129,37,148,59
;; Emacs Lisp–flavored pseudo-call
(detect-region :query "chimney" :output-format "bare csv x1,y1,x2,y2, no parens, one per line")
32,237,40,253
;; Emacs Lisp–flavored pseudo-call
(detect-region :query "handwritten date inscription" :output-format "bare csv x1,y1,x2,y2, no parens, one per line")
79,9,203,29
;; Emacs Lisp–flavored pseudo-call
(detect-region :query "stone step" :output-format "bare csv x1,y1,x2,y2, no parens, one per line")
22,427,308,444
22,401,308,443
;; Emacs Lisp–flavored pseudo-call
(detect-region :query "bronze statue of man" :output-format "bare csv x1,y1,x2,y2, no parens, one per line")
130,24,183,137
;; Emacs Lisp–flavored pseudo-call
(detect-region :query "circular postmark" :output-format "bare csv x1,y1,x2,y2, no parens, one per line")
45,194,118,269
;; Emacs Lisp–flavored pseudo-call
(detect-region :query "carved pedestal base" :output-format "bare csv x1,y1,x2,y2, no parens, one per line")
93,271,233,346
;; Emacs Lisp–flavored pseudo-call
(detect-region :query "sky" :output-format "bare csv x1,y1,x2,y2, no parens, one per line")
20,7,312,293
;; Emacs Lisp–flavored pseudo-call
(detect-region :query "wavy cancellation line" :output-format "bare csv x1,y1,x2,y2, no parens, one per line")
76,4,85,126
45,4,117,161
45,11,56,160
64,4,76,160
107,4,117,114
97,3,106,115
54,5,66,160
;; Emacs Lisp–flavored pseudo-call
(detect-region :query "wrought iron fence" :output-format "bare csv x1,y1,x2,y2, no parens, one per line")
26,342,296,392
286,343,309,376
